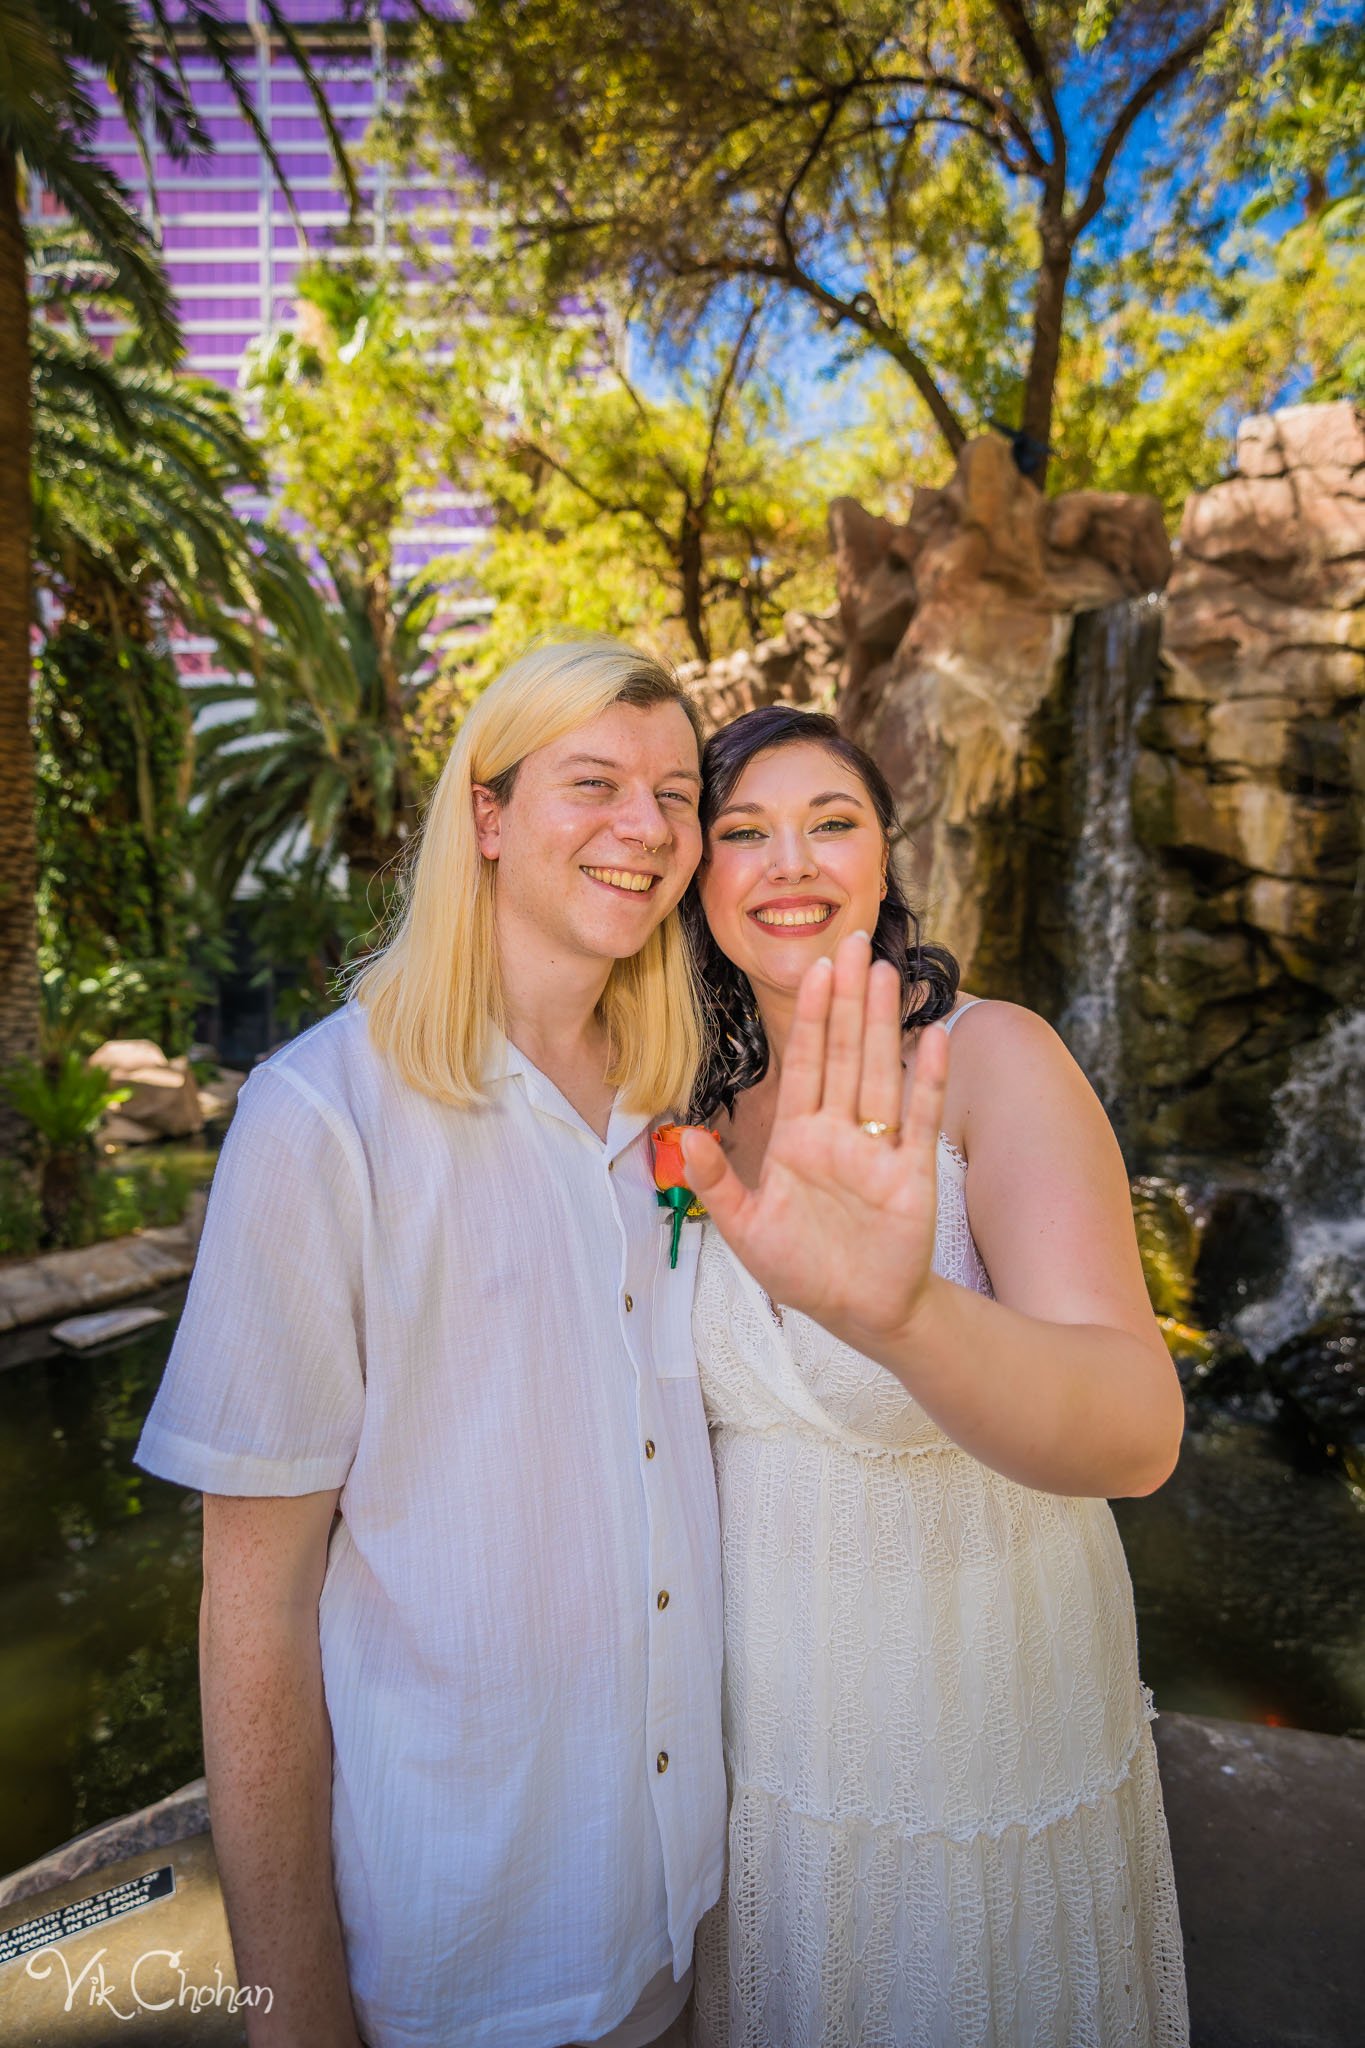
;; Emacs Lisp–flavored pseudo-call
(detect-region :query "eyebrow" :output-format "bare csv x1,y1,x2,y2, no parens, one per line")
713,788,868,820
562,753,702,784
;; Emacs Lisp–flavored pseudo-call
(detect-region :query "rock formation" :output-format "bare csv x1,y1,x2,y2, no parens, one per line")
680,609,842,731
829,434,1171,992
680,404,1364,1169
1134,401,1365,1152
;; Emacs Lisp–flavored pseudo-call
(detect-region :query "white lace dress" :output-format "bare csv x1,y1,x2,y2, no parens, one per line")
690,1008,1189,2048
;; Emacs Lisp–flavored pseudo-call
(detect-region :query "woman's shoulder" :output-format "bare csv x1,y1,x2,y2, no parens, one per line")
922,998,1090,1162
937,994,1065,1054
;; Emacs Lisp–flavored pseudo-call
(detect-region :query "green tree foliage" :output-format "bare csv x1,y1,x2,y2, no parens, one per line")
1045,10,1365,509
453,301,836,669
0,0,353,1107
28,274,272,1052
0,1050,127,1241
238,275,465,842
397,0,1268,481
1219,17,1365,224
35,622,201,1047
195,541,447,896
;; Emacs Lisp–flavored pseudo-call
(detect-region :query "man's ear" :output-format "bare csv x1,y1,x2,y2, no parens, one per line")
470,783,502,860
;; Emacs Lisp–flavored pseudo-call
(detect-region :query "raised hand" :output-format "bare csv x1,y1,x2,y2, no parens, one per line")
681,932,949,1348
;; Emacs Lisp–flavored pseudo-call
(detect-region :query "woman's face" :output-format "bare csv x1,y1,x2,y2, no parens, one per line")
698,741,886,996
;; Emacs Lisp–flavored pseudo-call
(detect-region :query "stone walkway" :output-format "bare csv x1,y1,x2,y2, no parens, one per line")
1153,1713,1365,2047
0,1193,205,1336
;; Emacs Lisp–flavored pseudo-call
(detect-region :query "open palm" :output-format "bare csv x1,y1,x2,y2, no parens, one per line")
682,936,950,1345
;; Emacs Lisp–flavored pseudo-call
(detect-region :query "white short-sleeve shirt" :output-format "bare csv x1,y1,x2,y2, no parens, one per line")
135,1001,725,2048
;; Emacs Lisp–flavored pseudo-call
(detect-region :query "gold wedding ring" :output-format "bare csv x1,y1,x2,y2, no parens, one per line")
858,1119,899,1140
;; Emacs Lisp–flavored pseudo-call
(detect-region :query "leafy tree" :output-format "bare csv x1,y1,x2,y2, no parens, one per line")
1217,17,1365,225
194,542,447,897
0,0,353,1127
1043,9,1365,507
0,1050,128,1241
240,274,471,832
35,624,201,1048
398,0,1268,483
29,275,272,1052
452,300,835,667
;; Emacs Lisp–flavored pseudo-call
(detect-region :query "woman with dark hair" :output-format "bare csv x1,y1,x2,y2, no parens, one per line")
679,708,1188,2048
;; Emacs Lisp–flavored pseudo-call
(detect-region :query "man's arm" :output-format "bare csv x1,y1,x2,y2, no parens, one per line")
201,1491,364,2048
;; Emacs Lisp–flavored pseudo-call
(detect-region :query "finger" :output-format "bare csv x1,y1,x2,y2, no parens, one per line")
774,952,832,1122
820,931,872,1121
856,959,906,1134
898,1021,950,1177
679,1128,750,1238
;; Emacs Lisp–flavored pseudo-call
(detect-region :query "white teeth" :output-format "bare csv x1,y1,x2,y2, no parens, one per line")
583,867,656,893
753,906,834,927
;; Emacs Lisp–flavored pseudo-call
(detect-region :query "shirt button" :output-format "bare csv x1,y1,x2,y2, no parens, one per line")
644,1440,656,1460
656,1751,669,1774
624,1293,634,1312
656,1590,669,1611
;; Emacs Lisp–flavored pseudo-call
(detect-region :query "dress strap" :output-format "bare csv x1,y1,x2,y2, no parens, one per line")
941,998,985,1036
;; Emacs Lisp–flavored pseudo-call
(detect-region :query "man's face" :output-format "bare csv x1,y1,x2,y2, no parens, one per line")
473,699,703,964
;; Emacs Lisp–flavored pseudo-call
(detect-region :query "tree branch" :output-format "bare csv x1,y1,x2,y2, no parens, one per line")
775,82,857,272
987,0,1066,172
510,434,674,552
878,61,1048,177
664,249,966,455
1069,9,1232,238
612,364,693,502
697,299,761,510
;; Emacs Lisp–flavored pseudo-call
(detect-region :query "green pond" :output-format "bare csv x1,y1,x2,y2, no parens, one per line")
1,1295,1363,1880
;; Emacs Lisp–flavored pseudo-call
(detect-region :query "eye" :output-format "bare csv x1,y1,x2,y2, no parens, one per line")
575,778,612,791
814,817,856,833
660,789,696,807
719,826,765,843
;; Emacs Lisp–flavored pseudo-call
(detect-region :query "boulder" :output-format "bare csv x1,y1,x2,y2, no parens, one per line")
681,609,843,731
1190,1186,1292,1328
1263,1315,1365,1487
88,1040,204,1139
198,1066,247,1122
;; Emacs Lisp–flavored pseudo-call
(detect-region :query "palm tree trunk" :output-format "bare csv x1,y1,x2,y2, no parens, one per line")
0,146,39,1151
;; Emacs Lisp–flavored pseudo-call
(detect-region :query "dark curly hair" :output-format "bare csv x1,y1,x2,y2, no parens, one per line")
683,706,960,1123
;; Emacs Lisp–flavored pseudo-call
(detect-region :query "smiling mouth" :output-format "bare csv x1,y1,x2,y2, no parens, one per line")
751,904,836,928
582,866,660,894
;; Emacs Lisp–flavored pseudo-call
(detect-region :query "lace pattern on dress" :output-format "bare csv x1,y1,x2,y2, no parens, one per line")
690,1050,1188,2047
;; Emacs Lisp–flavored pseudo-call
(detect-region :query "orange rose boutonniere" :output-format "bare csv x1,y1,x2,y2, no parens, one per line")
651,1123,718,1268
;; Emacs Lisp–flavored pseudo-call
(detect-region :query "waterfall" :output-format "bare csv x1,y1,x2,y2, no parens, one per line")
1058,594,1164,1125
1236,1007,1365,1359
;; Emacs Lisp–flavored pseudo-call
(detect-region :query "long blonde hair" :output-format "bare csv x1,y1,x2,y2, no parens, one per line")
352,636,706,1114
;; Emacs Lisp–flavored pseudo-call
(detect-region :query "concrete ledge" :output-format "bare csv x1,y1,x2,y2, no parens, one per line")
1154,1712,1365,2047
0,1781,209,1915
0,1193,206,1334
1,1717,1360,2041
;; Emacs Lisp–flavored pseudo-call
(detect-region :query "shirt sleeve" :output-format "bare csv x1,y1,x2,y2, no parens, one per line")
135,1059,366,1496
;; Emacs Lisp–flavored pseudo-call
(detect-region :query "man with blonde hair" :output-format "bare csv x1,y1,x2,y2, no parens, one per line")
137,639,723,2048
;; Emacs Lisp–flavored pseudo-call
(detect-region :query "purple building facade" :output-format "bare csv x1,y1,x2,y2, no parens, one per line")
58,0,482,617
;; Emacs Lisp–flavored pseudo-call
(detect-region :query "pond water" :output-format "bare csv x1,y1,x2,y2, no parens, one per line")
2,1301,1363,1881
